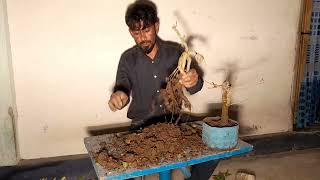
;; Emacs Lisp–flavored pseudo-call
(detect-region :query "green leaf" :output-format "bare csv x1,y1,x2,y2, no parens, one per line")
213,170,232,180
122,162,129,168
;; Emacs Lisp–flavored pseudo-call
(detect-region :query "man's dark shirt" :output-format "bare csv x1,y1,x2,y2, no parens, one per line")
114,40,203,121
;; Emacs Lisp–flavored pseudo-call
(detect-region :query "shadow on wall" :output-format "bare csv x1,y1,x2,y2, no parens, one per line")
85,103,259,137
185,103,259,135
171,10,268,136
204,103,241,121
173,11,208,49
204,58,268,135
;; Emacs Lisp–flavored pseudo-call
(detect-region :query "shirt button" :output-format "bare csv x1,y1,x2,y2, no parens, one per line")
152,61,154,64
159,104,163,108
156,90,160,93
154,75,157,79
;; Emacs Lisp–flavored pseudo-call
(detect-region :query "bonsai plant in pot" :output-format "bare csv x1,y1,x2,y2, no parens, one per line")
202,79,239,149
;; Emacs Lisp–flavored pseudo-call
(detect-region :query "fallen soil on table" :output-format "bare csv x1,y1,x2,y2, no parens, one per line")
93,123,210,173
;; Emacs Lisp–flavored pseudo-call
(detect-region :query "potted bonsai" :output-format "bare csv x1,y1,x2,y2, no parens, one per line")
202,79,239,149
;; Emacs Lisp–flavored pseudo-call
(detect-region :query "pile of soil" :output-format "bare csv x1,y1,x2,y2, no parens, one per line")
93,123,210,172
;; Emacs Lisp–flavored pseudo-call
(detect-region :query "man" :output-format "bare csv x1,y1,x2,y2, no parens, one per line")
108,0,218,179
108,0,202,121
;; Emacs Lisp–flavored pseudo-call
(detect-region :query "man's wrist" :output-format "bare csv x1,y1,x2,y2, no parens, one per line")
186,77,203,94
113,85,130,96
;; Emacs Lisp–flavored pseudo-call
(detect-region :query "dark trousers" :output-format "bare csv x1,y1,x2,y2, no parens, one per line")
127,159,219,180
187,159,219,180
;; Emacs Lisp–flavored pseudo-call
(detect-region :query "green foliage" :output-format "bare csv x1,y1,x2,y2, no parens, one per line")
121,161,129,168
213,170,232,180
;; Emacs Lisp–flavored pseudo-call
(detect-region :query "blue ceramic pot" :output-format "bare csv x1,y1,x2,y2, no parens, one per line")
202,117,239,149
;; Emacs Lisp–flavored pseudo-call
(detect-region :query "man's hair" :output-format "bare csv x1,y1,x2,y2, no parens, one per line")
125,0,159,30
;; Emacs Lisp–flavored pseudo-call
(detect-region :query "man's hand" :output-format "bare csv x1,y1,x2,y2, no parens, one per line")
108,91,129,111
180,68,199,88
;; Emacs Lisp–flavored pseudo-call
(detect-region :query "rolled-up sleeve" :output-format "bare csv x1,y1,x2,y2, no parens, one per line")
186,77,203,94
185,60,204,94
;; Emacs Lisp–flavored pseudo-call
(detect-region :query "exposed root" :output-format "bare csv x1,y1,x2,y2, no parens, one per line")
160,23,204,123
160,76,191,123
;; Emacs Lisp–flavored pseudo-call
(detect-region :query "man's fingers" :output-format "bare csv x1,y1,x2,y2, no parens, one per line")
109,93,123,110
110,97,122,110
180,72,198,87
108,101,117,111
114,95,123,109
108,91,129,111
119,93,129,105
180,75,191,85
181,70,197,81
183,80,196,88
182,76,191,83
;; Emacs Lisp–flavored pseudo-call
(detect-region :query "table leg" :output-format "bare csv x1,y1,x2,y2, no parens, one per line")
159,170,171,180
180,167,191,179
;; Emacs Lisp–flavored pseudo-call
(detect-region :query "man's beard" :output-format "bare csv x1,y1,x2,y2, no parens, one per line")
139,41,155,54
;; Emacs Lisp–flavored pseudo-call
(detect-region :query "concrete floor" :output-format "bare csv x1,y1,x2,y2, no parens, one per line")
1,148,319,180
135,148,320,180
213,148,320,180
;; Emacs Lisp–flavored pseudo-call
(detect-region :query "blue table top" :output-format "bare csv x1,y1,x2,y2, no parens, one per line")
84,133,253,180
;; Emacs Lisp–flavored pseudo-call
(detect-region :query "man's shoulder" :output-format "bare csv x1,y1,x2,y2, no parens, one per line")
119,46,141,66
160,40,184,53
121,45,139,58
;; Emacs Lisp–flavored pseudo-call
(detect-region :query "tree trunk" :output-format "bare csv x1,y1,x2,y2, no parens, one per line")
221,81,231,126
221,89,229,125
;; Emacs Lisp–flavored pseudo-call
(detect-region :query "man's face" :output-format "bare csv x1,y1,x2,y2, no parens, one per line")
129,21,159,54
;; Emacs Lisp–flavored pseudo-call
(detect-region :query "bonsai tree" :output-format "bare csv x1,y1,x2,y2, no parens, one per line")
208,80,232,127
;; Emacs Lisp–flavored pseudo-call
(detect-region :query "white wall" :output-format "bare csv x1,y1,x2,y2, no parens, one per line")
6,0,301,159
0,0,17,165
